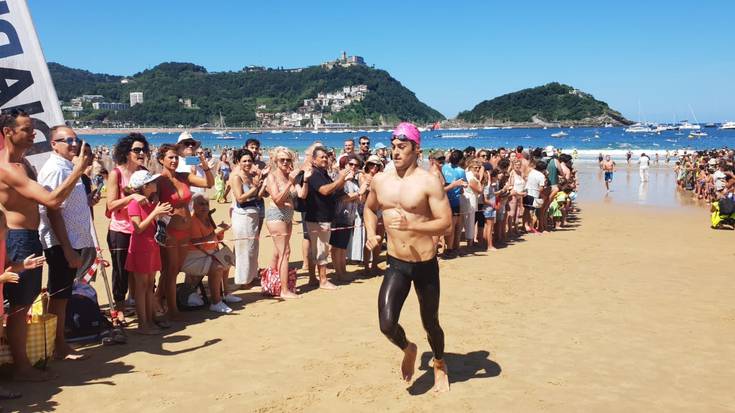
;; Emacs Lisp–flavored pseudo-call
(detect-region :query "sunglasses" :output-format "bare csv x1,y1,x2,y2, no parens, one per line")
278,158,292,163
182,141,198,147
53,137,79,145
131,147,148,154
348,162,359,167
391,134,413,142
360,142,370,145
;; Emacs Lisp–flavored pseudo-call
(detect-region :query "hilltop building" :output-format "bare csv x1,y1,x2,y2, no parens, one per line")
322,51,366,69
130,92,144,106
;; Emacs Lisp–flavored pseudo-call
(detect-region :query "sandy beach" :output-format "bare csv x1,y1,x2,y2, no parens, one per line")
2,167,734,412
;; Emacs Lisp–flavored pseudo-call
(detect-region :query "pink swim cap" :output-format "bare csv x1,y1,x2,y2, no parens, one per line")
391,122,421,146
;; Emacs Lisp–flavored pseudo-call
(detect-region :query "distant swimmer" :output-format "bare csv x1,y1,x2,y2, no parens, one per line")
597,152,603,167
364,122,452,393
626,150,632,165
602,155,615,192
572,149,578,160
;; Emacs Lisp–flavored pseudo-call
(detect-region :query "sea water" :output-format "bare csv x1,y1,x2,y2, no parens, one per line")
78,127,735,163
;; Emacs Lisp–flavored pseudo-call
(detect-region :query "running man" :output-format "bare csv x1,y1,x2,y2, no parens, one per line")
602,155,616,192
364,122,452,393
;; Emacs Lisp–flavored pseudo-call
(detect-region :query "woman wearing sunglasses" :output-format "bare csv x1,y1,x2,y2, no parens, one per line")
360,155,384,273
330,154,367,281
105,133,151,324
263,147,304,299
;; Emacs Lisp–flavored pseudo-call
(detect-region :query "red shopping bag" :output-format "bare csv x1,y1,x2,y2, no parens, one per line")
259,267,297,297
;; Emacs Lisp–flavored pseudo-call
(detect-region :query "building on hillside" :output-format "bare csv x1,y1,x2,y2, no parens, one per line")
81,95,104,102
322,51,366,69
92,102,129,111
130,92,144,106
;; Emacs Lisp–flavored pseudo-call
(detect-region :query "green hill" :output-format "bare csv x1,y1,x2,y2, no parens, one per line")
457,82,630,125
48,62,444,127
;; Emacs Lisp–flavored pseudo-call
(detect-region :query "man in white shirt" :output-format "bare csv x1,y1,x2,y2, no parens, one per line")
523,159,546,233
713,161,727,193
638,153,651,182
38,125,94,361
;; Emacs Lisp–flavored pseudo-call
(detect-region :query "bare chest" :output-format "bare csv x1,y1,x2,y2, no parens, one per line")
376,177,428,214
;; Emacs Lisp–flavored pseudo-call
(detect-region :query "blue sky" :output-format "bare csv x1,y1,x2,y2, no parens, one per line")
28,0,735,122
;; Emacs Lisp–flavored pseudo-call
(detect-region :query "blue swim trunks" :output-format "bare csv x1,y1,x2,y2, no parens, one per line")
604,171,613,182
4,229,43,307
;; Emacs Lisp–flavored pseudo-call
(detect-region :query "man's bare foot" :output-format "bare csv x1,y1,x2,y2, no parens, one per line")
319,281,338,290
432,358,450,393
279,290,300,299
13,367,57,382
401,342,418,382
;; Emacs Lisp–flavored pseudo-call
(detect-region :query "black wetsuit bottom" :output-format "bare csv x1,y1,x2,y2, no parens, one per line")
378,255,444,360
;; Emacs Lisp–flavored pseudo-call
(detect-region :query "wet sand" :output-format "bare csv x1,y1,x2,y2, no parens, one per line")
3,167,734,412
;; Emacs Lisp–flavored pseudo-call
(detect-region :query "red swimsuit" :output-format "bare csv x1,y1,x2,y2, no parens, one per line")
159,176,193,241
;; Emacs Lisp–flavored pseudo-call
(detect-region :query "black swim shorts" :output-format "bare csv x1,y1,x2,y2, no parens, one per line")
523,195,536,210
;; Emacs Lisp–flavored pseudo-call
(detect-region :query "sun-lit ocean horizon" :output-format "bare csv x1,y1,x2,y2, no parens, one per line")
77,127,735,162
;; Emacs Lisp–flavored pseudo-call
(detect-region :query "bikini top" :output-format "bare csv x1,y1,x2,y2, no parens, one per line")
160,176,192,208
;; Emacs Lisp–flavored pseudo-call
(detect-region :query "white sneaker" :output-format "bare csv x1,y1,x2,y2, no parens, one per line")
223,294,242,303
209,301,233,314
187,293,205,307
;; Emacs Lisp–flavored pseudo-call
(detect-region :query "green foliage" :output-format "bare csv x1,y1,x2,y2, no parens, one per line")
49,62,444,127
457,82,628,123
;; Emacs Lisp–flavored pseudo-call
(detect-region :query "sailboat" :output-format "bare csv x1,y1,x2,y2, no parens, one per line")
215,112,237,140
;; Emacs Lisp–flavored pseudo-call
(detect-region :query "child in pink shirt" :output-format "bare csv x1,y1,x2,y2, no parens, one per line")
124,171,171,335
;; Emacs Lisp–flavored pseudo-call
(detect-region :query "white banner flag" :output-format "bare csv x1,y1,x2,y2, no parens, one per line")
0,0,62,169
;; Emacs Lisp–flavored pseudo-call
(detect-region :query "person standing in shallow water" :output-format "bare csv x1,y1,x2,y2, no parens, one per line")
602,155,615,192
364,122,452,393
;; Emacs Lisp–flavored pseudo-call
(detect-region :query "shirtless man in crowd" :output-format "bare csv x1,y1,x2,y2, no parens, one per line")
364,122,452,393
0,111,90,380
602,155,616,192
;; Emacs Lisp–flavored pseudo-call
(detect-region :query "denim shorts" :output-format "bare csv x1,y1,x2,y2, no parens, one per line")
483,206,496,220
4,229,43,306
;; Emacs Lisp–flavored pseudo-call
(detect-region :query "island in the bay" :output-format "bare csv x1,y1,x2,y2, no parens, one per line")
456,82,631,127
